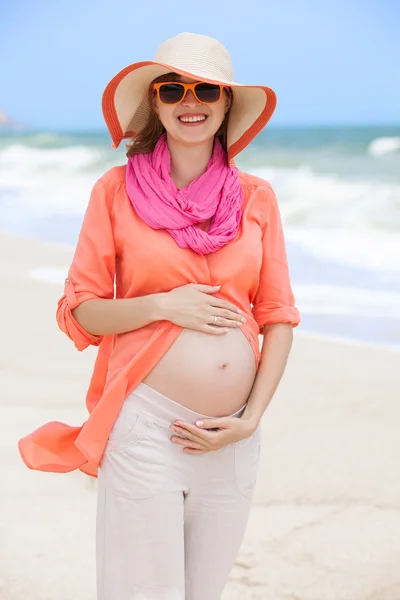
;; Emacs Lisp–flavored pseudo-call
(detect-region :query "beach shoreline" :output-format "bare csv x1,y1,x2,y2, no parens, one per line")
2,230,400,599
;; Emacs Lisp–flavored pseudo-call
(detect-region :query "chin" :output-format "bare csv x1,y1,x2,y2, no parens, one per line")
170,128,217,147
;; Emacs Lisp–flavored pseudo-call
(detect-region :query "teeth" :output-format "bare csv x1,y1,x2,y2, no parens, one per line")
179,116,206,123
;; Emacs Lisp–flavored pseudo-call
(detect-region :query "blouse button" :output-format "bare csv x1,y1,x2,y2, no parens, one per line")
65,278,70,284
249,335,253,342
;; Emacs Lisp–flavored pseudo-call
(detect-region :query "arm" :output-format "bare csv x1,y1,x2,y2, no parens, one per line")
242,185,300,426
56,178,114,350
251,184,300,331
72,295,166,337
241,323,293,426
58,177,172,348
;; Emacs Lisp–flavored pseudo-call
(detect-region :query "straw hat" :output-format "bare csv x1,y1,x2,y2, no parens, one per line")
102,32,277,163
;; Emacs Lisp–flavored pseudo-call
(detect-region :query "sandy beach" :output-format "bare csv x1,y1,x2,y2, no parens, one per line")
1,230,400,600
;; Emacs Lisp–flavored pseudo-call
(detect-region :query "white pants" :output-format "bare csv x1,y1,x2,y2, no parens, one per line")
96,382,261,600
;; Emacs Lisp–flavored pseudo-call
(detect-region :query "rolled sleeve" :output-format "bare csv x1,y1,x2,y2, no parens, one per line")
252,185,300,332
56,283,103,351
56,178,116,351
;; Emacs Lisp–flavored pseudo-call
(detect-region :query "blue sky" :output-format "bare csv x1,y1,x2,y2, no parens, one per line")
1,0,399,130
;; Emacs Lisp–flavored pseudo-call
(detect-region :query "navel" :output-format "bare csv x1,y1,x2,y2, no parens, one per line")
218,362,229,370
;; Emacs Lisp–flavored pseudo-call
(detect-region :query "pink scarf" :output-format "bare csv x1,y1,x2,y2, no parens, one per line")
125,133,243,254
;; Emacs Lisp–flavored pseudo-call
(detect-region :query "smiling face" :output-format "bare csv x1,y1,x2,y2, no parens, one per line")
151,75,231,148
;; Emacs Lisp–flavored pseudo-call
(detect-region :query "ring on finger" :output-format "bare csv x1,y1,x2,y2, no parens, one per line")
213,315,219,325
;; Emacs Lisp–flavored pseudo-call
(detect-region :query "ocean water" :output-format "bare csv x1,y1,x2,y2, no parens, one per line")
1,125,399,348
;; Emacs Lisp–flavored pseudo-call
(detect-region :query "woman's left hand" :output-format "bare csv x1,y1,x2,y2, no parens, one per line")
169,414,257,454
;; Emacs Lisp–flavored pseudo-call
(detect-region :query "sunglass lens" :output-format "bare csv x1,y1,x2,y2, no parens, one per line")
195,83,221,103
159,83,185,104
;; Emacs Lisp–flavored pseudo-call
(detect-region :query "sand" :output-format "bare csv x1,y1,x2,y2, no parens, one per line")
1,230,400,600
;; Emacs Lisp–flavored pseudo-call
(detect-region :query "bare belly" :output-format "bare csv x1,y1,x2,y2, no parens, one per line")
142,327,257,416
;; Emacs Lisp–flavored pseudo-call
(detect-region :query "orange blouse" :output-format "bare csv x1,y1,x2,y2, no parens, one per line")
18,166,300,478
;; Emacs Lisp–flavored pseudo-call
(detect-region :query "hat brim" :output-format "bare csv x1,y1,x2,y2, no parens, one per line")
102,60,277,162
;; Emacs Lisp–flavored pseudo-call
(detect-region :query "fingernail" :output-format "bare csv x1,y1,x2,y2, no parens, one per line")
241,317,246,322
196,421,203,427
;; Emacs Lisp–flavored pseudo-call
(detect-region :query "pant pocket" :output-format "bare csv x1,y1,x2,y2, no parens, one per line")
106,403,148,453
101,420,170,500
233,424,262,499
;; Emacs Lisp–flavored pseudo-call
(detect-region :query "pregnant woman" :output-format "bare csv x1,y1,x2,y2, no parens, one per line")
19,32,300,600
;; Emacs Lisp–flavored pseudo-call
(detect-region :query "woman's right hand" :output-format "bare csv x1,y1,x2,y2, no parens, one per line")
158,284,246,335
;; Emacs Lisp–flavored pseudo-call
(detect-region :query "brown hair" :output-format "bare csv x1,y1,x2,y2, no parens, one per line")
125,72,232,158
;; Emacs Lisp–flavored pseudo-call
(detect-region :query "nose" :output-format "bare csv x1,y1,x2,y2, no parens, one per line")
181,89,200,105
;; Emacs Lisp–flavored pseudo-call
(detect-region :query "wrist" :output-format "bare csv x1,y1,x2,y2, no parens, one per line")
240,410,260,433
151,292,170,321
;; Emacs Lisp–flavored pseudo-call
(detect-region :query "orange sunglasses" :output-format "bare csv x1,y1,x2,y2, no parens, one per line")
152,81,231,105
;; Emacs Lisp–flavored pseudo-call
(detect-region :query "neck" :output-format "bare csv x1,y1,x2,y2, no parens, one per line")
167,134,214,189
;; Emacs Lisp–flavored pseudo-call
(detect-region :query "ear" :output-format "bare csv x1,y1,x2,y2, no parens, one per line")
225,94,232,113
